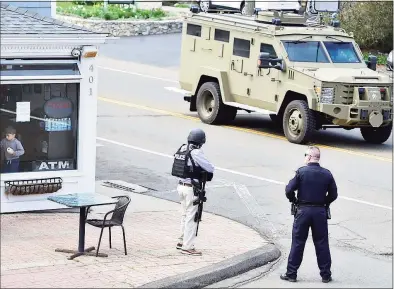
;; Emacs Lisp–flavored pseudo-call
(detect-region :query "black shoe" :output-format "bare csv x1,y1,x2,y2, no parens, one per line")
280,273,297,282
322,276,332,283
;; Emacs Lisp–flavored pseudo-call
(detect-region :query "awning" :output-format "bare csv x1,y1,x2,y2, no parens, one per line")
0,60,82,83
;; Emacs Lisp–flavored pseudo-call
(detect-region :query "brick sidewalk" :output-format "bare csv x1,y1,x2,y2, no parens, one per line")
1,187,266,288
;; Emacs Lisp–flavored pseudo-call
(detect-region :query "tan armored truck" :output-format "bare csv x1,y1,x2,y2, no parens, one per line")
179,9,393,144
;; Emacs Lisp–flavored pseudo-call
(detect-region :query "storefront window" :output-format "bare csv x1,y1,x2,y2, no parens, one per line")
0,83,79,174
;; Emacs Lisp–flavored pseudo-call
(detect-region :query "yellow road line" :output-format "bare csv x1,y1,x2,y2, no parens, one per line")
98,96,392,163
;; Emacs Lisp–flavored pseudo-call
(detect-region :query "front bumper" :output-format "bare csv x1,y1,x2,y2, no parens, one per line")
319,103,392,126
317,85,393,127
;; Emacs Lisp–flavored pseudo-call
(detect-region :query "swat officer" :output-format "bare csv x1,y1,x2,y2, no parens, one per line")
171,128,214,256
280,146,338,283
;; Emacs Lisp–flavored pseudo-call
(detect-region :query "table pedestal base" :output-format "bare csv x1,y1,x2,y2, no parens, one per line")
55,246,108,260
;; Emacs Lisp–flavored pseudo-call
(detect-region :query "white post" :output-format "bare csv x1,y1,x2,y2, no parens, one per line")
79,46,99,193
51,0,57,18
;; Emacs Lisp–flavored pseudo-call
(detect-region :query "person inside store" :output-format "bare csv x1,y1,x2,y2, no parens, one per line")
0,126,25,173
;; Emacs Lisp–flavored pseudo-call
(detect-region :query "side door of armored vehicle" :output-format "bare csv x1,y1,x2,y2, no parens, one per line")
228,32,259,106
251,40,283,112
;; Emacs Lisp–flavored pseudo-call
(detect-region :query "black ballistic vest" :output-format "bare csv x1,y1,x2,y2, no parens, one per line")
171,144,202,179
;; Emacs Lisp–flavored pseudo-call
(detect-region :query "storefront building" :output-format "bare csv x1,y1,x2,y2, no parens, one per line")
0,3,108,213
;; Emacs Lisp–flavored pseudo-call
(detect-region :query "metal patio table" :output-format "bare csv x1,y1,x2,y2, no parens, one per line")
48,193,117,260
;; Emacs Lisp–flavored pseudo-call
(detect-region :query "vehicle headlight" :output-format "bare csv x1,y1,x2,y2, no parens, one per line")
320,88,334,104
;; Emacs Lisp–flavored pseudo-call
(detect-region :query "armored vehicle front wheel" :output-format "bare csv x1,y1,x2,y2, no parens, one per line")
196,82,237,124
283,100,316,144
360,124,392,144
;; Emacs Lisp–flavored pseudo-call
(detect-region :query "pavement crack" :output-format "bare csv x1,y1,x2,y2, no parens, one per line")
335,240,392,259
334,224,367,240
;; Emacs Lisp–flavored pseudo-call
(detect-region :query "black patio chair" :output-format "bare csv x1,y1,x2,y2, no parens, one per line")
85,195,131,257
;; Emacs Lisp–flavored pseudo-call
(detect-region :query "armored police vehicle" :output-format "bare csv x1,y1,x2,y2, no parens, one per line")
179,8,393,144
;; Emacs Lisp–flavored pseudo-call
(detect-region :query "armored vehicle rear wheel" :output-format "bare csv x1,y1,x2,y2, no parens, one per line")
360,124,392,144
196,82,237,124
283,100,316,144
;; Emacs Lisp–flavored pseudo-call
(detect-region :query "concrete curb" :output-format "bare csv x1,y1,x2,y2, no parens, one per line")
138,243,281,289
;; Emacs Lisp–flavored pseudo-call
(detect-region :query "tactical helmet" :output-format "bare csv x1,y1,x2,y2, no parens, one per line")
187,128,206,145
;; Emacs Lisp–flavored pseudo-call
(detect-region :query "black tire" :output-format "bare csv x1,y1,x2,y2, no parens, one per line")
240,2,246,14
283,100,316,144
196,82,237,124
360,124,393,144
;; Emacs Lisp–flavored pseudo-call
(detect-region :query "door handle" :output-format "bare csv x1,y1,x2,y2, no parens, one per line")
244,72,253,77
231,60,243,73
201,48,212,51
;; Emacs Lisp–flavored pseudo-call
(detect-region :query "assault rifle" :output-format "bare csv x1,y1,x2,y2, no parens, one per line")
192,172,208,236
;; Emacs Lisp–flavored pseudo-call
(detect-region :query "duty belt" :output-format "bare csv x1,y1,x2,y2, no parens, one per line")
298,203,326,207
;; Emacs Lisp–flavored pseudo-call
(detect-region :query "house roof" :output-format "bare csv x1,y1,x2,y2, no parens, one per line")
0,3,105,36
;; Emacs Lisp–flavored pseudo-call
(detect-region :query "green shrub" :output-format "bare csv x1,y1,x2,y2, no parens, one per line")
57,3,168,20
339,2,393,53
362,51,388,65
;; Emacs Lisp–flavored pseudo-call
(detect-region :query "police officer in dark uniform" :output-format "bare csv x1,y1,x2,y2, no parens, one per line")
280,146,338,283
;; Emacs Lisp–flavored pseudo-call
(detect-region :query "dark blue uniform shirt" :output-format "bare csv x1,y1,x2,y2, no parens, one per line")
285,163,338,206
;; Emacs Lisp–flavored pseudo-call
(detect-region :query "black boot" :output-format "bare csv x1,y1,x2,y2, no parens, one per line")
322,276,332,283
280,273,297,282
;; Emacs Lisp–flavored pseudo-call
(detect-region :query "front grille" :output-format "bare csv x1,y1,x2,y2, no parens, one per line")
340,84,354,105
288,70,295,80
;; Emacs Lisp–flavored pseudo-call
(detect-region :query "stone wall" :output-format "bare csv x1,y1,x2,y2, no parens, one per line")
56,15,183,37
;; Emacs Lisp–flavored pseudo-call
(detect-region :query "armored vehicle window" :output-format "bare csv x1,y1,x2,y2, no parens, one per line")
233,38,250,58
323,42,361,63
214,29,230,42
260,43,278,58
187,24,201,37
282,41,329,63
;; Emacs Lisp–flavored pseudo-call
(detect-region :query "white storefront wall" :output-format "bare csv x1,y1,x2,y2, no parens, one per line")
0,38,106,213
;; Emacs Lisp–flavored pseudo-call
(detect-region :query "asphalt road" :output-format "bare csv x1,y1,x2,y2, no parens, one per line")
95,34,393,288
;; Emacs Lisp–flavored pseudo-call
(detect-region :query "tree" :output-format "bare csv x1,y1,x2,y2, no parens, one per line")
339,1,393,52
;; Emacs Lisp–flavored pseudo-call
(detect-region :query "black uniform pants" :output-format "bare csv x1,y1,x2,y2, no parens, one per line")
286,206,332,279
